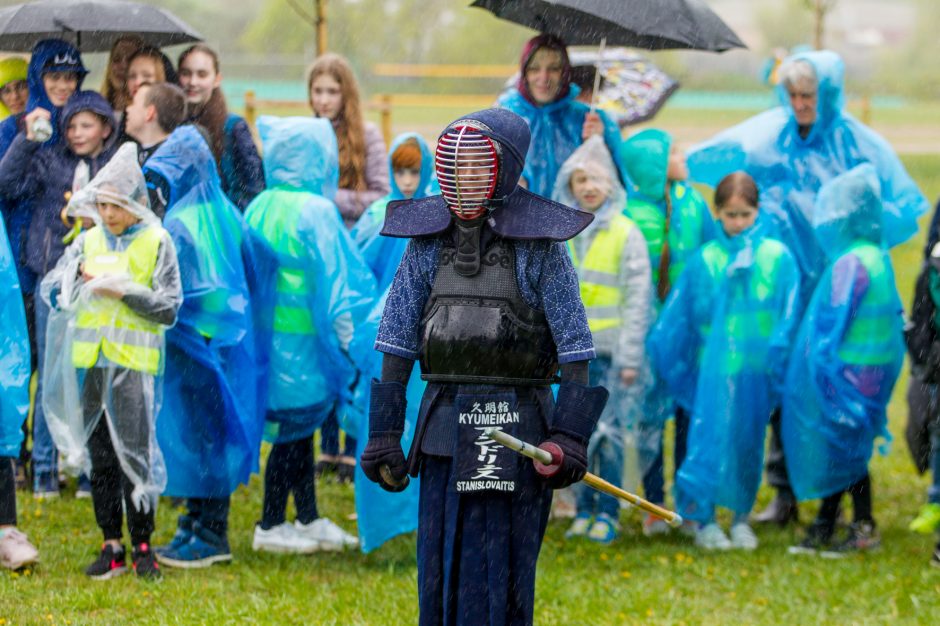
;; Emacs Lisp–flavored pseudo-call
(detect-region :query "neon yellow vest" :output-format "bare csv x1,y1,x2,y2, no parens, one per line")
699,239,788,374
569,214,634,341
72,226,165,374
245,189,317,336
836,242,900,366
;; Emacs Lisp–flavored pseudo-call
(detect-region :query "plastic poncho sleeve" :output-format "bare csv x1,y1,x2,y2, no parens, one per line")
0,218,30,458
686,110,927,252
647,255,704,412
613,227,652,369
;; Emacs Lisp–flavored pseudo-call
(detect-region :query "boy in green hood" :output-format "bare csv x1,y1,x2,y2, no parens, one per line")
620,128,715,534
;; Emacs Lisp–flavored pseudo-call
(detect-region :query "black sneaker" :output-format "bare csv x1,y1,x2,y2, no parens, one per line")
132,543,162,580
315,459,338,478
827,520,880,556
336,461,355,484
788,521,834,556
85,543,127,580
931,542,940,569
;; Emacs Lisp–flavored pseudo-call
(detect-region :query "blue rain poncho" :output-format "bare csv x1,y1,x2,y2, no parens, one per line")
39,143,182,510
498,84,625,198
782,164,905,501
649,220,800,521
687,50,927,297
339,287,422,552
0,217,30,459
245,116,376,444
351,132,437,292
146,126,276,498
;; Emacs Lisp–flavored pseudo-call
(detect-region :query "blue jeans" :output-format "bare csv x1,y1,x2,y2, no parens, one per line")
575,357,623,520
32,296,58,480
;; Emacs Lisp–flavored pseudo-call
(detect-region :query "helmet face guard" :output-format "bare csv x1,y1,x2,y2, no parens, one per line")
435,123,499,220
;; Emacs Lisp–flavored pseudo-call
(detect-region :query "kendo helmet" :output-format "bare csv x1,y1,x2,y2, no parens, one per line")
435,108,530,220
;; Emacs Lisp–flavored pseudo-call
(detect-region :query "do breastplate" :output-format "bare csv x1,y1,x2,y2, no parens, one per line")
419,237,559,385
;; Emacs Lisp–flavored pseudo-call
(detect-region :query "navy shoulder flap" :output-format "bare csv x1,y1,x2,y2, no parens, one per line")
489,187,593,242
381,195,452,238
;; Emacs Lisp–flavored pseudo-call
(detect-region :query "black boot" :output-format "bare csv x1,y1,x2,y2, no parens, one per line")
751,491,799,526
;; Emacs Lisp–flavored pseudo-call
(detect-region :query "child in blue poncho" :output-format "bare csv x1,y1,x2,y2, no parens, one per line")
649,172,800,550
245,116,375,554
785,164,905,557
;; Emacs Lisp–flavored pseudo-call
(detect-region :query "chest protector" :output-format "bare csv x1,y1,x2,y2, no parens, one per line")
419,238,558,385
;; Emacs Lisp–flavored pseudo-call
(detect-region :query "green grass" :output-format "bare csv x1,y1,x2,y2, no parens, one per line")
3,130,940,626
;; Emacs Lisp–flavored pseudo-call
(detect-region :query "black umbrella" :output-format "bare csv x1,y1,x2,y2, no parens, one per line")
471,0,746,52
0,0,202,52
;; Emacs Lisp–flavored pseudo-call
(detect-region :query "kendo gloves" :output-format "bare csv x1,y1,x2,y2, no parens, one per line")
360,379,409,493
536,382,609,489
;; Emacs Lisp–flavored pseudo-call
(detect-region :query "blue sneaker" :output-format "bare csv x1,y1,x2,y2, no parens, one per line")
33,471,59,500
76,474,92,499
156,522,232,569
587,514,619,544
154,514,195,556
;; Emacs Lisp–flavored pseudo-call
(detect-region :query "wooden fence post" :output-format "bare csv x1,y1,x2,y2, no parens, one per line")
244,89,257,129
380,94,393,146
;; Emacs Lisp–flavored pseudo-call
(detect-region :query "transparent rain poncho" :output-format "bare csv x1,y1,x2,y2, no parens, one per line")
649,220,800,521
145,126,276,498
40,142,182,511
0,217,30,458
245,116,376,444
782,164,905,501
687,50,928,298
340,286,422,552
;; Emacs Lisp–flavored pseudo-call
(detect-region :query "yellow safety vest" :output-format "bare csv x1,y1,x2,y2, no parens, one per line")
72,225,165,375
569,213,634,343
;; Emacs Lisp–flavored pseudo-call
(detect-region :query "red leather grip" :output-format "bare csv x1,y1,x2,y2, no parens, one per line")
534,441,564,477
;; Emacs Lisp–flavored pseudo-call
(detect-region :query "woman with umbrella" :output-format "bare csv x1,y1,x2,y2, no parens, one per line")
496,34,625,198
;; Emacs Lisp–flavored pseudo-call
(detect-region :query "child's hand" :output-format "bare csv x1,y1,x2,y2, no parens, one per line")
619,368,638,386
92,283,126,299
24,108,51,141
581,112,604,140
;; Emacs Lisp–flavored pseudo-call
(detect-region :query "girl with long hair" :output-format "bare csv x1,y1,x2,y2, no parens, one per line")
307,53,388,229
178,44,263,211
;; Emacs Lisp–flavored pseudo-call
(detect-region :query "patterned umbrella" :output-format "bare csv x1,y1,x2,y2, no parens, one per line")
500,48,679,127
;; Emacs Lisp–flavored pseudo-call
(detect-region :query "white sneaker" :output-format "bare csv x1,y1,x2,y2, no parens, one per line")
0,528,39,570
252,523,319,554
294,518,359,551
695,523,732,551
730,522,759,551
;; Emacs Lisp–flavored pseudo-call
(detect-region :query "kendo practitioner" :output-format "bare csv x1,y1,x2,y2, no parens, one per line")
360,108,609,625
